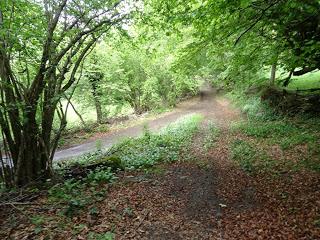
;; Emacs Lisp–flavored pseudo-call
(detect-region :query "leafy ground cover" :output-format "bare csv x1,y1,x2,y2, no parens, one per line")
0,114,202,239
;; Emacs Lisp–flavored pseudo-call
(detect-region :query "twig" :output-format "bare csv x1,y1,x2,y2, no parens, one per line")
136,210,149,229
235,0,281,45
0,202,40,206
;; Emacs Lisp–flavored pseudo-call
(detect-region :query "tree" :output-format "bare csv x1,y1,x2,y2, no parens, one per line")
85,51,105,124
0,0,133,186
70,21,199,122
150,0,320,87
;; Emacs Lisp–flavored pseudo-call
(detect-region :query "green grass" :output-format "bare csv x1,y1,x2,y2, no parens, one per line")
61,101,133,129
108,114,203,169
230,89,320,173
232,119,318,150
232,120,297,138
288,71,320,90
203,121,220,150
230,139,275,173
230,91,319,150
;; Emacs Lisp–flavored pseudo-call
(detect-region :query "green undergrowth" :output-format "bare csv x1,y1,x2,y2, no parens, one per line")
51,114,202,208
108,114,203,169
21,114,202,239
232,120,318,150
203,122,220,150
57,114,202,171
229,91,320,173
231,139,276,174
25,168,115,238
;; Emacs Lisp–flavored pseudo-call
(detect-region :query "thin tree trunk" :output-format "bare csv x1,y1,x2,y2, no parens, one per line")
270,63,277,85
94,97,103,124
89,74,104,124
69,100,86,126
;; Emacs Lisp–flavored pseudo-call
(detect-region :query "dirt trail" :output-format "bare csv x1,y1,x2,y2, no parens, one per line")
88,91,245,240
3,88,319,239
86,91,319,239
54,88,238,161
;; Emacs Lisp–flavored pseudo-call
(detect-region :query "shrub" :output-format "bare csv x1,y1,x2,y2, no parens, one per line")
108,114,203,169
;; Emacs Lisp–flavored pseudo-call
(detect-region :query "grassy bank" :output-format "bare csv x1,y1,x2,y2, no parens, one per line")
228,91,320,174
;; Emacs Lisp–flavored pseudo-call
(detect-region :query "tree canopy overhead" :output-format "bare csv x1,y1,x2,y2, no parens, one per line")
150,0,320,84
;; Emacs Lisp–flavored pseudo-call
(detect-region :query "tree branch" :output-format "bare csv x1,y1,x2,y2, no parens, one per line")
293,66,319,76
234,0,281,45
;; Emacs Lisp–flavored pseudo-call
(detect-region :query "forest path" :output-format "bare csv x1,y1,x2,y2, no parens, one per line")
54,88,237,161
88,90,248,239
3,88,318,239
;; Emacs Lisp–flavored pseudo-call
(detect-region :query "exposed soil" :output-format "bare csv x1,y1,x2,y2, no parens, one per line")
54,89,238,161
1,89,319,239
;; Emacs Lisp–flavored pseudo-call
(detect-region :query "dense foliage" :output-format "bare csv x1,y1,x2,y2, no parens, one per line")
1,0,319,187
72,28,199,123
0,0,134,186
150,0,320,87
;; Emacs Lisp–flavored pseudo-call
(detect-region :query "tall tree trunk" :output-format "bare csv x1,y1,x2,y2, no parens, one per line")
94,97,103,124
89,73,104,124
270,63,277,86
14,108,52,186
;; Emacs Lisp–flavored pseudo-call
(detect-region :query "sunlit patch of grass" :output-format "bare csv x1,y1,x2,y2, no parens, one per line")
288,71,320,90
232,121,297,138
232,119,318,151
109,114,203,169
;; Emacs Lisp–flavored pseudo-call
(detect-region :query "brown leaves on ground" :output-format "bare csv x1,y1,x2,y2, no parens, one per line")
208,131,320,240
1,96,319,239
